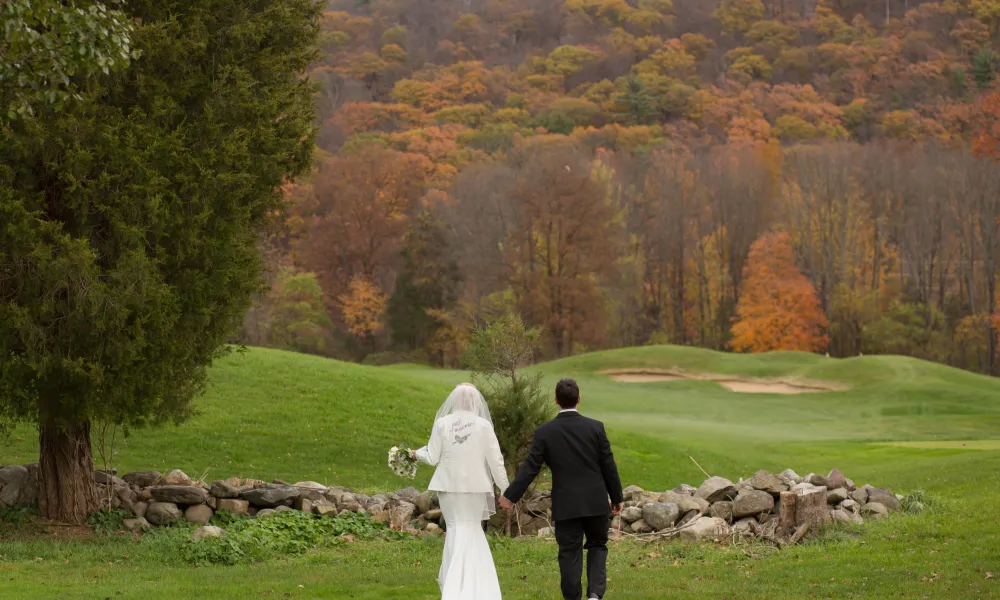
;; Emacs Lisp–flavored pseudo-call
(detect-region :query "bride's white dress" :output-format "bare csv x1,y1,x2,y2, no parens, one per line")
415,385,509,600
437,493,502,600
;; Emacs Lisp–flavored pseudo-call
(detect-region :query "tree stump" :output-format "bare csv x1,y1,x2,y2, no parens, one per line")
778,486,829,541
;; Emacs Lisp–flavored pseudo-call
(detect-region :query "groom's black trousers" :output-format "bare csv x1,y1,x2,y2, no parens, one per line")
555,514,609,600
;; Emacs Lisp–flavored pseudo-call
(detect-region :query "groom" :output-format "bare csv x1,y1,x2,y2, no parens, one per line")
500,379,623,600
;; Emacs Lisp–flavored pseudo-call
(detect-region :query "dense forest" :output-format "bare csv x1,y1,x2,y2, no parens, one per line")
238,0,1000,375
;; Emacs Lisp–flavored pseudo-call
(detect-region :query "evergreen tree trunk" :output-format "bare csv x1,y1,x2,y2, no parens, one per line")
38,419,98,524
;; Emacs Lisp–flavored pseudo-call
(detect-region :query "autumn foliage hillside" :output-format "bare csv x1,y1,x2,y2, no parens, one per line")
240,0,1000,378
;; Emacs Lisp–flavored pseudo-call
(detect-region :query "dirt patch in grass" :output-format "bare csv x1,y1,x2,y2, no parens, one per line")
1,518,100,542
602,369,847,394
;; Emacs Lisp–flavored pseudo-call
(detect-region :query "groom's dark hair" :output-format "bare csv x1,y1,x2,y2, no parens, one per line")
555,379,580,408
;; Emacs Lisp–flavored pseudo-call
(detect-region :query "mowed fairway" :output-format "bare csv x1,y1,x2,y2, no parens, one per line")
2,346,999,599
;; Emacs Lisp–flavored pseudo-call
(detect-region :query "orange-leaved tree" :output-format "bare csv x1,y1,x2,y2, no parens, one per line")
974,88,1000,160
339,276,389,352
730,231,829,353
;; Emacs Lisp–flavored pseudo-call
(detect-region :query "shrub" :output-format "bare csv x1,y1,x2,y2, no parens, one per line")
463,314,556,478
182,510,401,566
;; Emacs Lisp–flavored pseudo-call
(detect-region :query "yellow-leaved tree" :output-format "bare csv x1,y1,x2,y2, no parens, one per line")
339,276,389,353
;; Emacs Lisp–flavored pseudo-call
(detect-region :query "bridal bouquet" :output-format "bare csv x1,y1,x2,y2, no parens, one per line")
388,445,418,479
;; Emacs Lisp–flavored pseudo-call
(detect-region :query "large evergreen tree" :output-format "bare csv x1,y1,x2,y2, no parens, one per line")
0,0,319,522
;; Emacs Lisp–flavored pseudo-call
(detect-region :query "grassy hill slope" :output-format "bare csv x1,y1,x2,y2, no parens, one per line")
2,347,449,490
2,344,998,492
4,345,1000,598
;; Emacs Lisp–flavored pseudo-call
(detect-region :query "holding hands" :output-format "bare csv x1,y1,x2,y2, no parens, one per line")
498,495,514,511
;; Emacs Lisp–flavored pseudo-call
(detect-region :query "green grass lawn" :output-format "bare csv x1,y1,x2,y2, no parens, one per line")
2,345,999,599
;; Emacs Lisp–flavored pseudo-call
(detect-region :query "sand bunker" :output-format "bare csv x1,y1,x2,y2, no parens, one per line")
716,381,824,394
607,373,685,383
603,369,844,394
877,440,1000,451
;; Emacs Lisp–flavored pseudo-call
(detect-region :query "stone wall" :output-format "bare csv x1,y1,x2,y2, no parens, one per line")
0,464,913,541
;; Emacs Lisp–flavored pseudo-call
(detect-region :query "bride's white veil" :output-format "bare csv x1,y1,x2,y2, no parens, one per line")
434,383,492,426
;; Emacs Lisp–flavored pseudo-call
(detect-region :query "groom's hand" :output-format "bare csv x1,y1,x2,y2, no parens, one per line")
498,496,514,511
612,503,623,516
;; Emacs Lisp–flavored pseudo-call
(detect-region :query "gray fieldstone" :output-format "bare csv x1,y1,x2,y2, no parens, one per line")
241,486,299,508
396,487,420,504
861,502,889,519
642,502,681,530
733,490,774,518
733,517,756,533
95,471,126,487
184,504,214,525
748,470,788,495
162,469,192,486
867,491,901,512
678,510,700,527
679,517,729,542
192,525,226,541
123,517,151,533
0,466,27,487
150,485,208,505
622,485,645,501
695,477,738,503
122,471,162,487
313,500,339,517
0,467,37,507
210,480,240,499
146,502,183,526
825,469,847,490
415,492,433,516
808,474,828,487
709,501,734,522
621,506,643,524
630,519,652,534
217,498,250,516
827,488,850,504
390,502,416,530
779,469,802,483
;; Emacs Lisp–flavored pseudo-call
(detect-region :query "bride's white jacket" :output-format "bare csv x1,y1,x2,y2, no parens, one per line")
415,411,509,494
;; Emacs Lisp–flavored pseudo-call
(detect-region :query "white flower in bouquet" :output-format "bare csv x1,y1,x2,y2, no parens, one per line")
388,445,418,479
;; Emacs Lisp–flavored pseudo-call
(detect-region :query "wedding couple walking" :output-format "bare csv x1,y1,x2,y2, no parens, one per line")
413,379,624,600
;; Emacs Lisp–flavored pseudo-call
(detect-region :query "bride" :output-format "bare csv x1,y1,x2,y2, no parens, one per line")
413,383,509,600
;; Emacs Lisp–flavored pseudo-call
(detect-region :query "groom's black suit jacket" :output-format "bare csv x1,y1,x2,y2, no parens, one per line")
504,411,624,522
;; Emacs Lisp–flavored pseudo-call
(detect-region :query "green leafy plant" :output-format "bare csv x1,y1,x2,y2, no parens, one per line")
0,505,37,527
87,508,131,536
181,509,403,566
209,509,249,528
